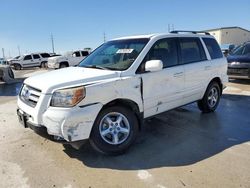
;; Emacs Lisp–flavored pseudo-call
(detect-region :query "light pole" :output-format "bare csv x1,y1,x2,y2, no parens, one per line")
2,48,5,59
17,45,21,56
103,32,106,43
51,34,55,54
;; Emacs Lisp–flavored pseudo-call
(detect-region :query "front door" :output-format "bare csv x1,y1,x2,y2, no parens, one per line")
140,38,184,118
22,55,34,68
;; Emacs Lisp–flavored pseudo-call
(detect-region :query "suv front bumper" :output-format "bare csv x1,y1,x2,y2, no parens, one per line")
48,62,59,69
17,97,103,142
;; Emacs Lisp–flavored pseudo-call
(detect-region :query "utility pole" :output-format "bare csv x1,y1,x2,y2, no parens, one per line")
17,45,21,56
103,32,106,43
168,24,170,32
51,34,55,54
172,24,175,31
2,48,5,59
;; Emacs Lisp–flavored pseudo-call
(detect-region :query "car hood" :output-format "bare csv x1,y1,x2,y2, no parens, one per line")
48,56,64,62
24,67,120,93
227,55,250,63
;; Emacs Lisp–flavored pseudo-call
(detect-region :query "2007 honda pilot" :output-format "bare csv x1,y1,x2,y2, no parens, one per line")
17,31,228,154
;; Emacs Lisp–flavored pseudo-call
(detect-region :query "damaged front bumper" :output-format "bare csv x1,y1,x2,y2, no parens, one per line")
17,102,103,147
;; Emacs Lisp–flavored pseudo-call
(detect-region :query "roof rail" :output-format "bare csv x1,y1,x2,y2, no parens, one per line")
170,30,210,35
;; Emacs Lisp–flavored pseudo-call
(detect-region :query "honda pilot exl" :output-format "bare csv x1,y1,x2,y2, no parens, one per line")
17,31,228,155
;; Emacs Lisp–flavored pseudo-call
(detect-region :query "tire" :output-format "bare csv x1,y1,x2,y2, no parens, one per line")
197,81,221,113
8,67,14,79
90,106,139,155
14,64,21,70
59,62,68,68
40,61,47,68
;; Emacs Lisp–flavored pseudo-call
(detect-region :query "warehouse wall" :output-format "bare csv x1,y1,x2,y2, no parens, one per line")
209,30,222,44
220,28,250,45
208,28,250,45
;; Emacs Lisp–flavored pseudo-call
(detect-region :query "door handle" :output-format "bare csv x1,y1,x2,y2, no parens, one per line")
173,72,184,77
205,66,211,70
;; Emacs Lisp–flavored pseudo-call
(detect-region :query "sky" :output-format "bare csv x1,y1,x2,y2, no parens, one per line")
0,0,250,57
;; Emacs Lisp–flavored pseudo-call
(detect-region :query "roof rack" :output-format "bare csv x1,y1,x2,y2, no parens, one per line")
170,30,210,35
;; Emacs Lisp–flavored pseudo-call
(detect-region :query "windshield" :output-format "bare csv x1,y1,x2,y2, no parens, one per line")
79,38,149,71
231,45,243,55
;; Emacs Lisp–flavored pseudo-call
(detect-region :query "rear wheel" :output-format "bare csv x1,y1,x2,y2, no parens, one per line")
90,106,139,155
197,81,221,113
40,61,47,68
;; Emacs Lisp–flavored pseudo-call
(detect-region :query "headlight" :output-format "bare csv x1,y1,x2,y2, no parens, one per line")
231,62,240,65
51,86,85,107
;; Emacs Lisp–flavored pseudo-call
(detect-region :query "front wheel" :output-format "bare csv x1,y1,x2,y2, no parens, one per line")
90,106,139,155
197,82,221,113
13,64,21,70
59,62,68,68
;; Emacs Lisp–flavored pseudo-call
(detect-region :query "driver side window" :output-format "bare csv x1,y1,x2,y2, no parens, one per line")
243,45,250,55
72,51,81,57
137,38,178,73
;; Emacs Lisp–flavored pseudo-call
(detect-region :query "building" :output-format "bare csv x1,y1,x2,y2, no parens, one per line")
204,27,250,45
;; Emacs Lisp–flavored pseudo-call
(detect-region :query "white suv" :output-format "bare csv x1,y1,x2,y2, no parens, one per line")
17,31,228,155
9,53,51,70
47,50,90,69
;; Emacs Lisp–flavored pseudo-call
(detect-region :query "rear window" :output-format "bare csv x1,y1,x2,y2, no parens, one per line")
203,38,223,59
179,38,207,64
33,54,40,59
40,53,50,58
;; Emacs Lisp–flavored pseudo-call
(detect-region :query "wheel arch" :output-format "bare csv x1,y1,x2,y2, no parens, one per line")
101,98,143,130
208,77,223,95
12,63,22,70
60,61,69,67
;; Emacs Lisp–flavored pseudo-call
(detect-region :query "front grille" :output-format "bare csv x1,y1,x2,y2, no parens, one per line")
227,68,249,75
20,84,41,107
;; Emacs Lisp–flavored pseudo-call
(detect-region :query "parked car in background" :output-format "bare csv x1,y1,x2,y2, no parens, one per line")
9,52,51,70
7,55,21,64
227,42,250,79
220,44,236,56
17,31,228,155
47,50,90,69
0,58,14,82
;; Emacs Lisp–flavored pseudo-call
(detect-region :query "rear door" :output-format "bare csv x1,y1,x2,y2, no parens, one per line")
178,37,209,104
32,54,42,66
140,38,185,118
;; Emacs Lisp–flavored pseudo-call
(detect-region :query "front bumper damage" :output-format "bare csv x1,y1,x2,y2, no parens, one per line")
17,101,103,148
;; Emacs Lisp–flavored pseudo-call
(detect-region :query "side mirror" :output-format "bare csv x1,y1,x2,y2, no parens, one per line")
145,60,163,72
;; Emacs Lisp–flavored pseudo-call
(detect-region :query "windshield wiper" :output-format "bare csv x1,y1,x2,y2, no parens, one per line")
82,65,109,70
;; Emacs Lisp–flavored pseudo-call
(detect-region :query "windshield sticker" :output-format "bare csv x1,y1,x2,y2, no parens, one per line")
116,49,134,54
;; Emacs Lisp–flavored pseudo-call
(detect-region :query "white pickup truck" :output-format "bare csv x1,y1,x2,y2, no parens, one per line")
17,31,228,155
47,50,90,69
